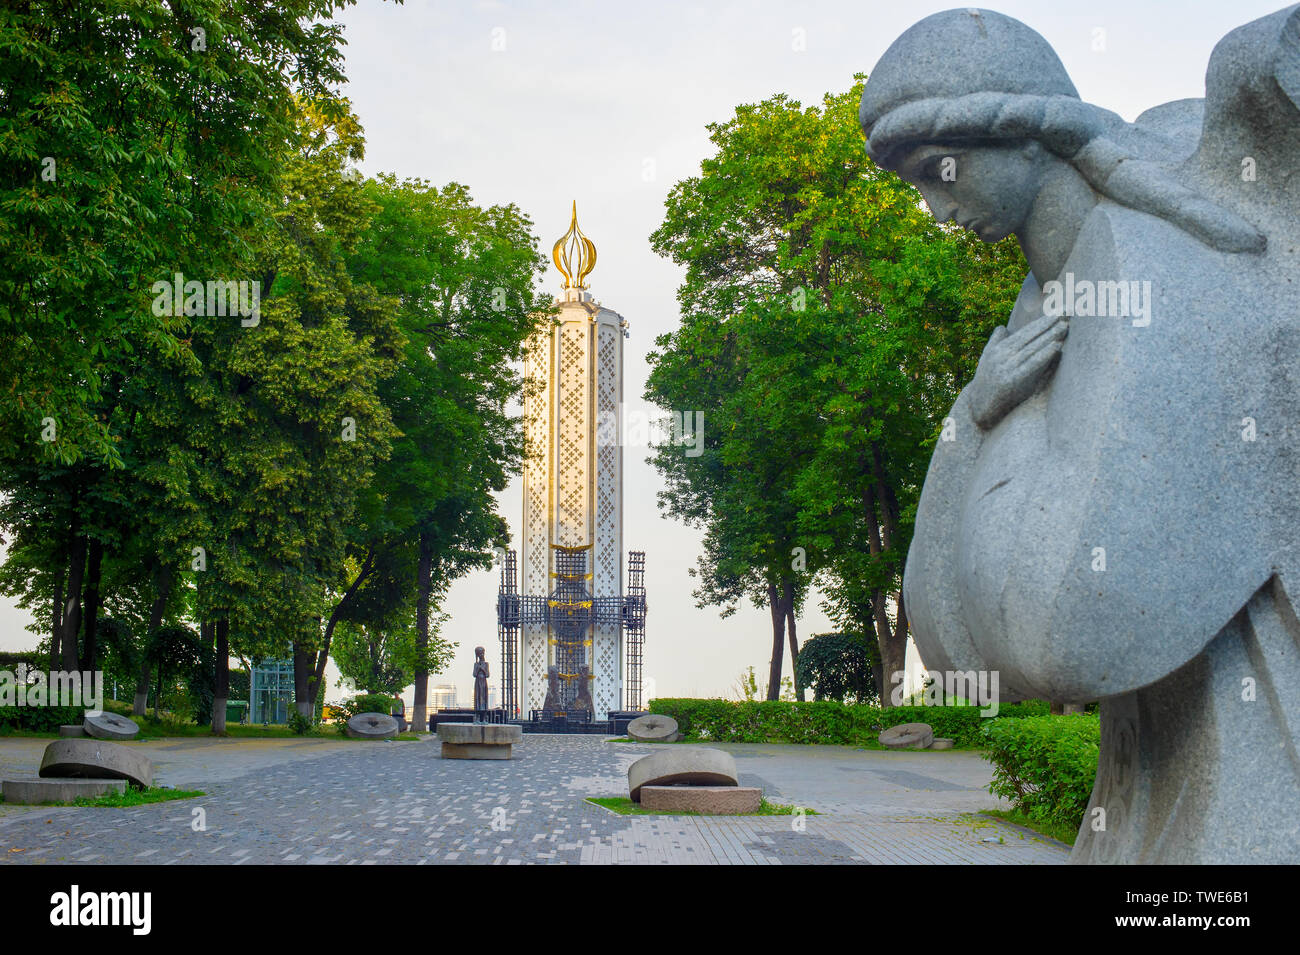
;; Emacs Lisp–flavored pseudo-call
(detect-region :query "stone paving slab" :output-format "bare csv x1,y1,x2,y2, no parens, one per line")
0,735,1068,864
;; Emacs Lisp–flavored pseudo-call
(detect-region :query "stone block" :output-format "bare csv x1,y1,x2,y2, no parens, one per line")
627,714,680,743
83,711,139,741
2,778,126,805
59,725,86,738
628,747,738,802
39,739,153,789
345,712,400,739
436,723,522,745
440,742,514,760
931,737,955,750
640,786,762,815
878,722,934,750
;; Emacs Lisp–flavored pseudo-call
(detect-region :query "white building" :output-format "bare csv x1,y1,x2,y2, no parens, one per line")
429,683,457,711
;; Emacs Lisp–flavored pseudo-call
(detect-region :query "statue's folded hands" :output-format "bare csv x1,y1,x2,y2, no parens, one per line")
966,311,1068,431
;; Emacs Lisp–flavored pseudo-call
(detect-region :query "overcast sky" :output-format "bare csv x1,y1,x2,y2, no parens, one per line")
1,0,1287,706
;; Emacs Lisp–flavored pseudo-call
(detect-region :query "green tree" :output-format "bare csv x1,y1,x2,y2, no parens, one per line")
342,175,551,730
331,608,453,698
648,80,1024,703
795,632,879,704
0,0,376,710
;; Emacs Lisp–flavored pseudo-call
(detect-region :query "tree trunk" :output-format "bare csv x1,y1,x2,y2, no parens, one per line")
154,659,163,719
877,606,906,705
766,581,785,700
412,531,433,732
862,478,907,706
861,444,908,705
212,619,229,734
80,537,104,672
292,641,315,720
311,547,375,716
50,575,64,671
133,569,173,716
783,579,804,701
60,531,87,672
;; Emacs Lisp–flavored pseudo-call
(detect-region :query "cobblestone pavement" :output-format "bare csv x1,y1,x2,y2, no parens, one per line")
0,736,1068,864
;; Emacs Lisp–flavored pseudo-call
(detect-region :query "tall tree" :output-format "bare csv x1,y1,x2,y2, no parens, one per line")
647,80,1024,702
344,175,550,730
0,0,374,699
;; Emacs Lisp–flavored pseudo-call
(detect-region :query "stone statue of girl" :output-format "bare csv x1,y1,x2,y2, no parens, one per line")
472,646,490,720
862,6,1300,862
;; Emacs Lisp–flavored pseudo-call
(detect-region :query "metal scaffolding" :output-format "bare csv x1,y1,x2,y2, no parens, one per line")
496,546,648,718
624,550,647,710
549,545,592,712
497,550,519,720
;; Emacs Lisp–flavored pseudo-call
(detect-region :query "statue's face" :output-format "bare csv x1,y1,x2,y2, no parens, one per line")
895,142,1047,243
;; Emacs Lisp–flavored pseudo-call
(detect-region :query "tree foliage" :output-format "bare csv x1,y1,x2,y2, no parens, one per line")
647,79,1024,701
0,0,546,732
794,632,878,705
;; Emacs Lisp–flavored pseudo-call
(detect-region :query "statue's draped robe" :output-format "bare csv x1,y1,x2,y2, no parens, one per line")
473,661,489,712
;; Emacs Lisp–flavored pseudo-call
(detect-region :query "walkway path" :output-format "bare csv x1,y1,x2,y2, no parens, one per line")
0,735,1069,864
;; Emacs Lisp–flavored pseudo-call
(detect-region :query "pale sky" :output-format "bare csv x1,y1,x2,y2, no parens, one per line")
1,0,1287,706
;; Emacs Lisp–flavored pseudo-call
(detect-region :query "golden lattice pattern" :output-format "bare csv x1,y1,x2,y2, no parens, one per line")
595,324,619,600
556,325,588,546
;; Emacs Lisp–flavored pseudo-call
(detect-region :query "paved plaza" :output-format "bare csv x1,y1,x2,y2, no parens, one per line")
0,736,1068,864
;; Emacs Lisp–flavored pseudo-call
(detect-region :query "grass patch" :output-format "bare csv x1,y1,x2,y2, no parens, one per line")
0,787,205,808
72,787,205,808
979,808,1078,846
586,796,816,817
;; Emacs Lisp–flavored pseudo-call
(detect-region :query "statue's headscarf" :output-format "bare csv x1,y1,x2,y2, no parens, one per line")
859,8,1265,253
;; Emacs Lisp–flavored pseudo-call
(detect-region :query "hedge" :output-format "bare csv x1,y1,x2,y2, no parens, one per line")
0,705,85,733
647,697,1049,747
981,714,1100,835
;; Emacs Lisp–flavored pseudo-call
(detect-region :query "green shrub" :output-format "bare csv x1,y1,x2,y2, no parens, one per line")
286,709,316,735
981,714,1100,836
328,693,399,733
0,704,85,733
648,697,1050,747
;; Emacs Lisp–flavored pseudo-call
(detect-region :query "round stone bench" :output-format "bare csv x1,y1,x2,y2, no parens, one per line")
436,722,522,759
39,739,153,789
345,712,400,739
627,714,680,743
2,778,126,805
878,722,935,750
628,747,738,802
83,711,139,741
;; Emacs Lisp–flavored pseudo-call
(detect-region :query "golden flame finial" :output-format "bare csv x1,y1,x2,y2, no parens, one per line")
552,201,597,290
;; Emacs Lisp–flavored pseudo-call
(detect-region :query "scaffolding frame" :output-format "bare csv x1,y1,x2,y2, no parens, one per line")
623,550,647,710
549,545,593,712
496,546,647,718
497,551,519,720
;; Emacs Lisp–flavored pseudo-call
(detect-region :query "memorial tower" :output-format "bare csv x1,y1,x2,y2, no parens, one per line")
496,204,647,721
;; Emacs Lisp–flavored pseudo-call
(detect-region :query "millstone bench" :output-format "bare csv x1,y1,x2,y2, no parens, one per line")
436,722,522,759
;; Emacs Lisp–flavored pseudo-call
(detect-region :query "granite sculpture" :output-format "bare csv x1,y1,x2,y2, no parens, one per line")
862,6,1300,862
